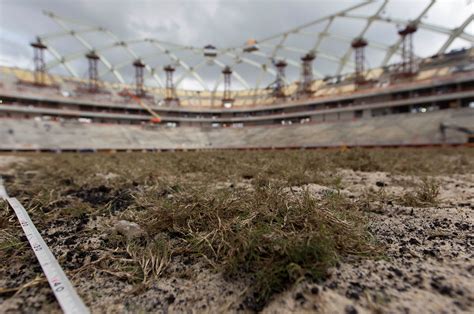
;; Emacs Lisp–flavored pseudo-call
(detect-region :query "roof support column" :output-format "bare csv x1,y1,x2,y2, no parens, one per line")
30,38,47,85
300,52,315,96
351,37,368,85
222,66,234,108
86,51,100,92
398,23,418,75
133,59,146,97
164,64,179,106
273,60,287,98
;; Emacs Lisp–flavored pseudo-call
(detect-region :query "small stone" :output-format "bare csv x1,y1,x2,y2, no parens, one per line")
114,220,146,240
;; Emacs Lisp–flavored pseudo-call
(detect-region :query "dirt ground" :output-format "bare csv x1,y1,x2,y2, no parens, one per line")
0,151,473,313
265,171,474,313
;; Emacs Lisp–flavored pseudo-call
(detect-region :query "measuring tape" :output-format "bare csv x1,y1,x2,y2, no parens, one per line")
1,176,89,314
7,197,90,314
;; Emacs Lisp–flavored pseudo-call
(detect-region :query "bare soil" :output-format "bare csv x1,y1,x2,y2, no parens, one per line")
265,172,474,313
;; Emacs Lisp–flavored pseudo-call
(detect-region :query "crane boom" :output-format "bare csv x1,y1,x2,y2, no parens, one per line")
122,89,161,123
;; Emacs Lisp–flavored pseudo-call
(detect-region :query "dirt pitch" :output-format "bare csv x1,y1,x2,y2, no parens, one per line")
0,148,473,313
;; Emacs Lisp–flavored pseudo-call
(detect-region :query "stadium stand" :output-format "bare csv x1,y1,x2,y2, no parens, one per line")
1,107,472,151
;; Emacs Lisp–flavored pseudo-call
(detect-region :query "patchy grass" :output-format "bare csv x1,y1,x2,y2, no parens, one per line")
398,178,440,208
127,183,377,308
1,147,473,310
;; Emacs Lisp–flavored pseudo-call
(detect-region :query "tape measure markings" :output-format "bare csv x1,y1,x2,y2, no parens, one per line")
2,178,90,314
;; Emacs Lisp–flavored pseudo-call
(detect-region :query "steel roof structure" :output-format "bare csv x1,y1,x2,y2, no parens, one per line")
35,0,473,93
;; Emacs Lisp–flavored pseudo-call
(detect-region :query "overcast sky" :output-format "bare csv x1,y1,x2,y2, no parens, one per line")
0,0,473,90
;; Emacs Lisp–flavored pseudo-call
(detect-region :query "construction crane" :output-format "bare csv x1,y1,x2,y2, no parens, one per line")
439,123,474,143
120,89,161,123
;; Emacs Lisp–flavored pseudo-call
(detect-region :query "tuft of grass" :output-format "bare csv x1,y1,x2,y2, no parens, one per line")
398,178,440,207
126,236,171,284
130,184,377,309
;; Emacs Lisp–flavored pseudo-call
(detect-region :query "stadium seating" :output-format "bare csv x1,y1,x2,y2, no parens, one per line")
1,108,472,151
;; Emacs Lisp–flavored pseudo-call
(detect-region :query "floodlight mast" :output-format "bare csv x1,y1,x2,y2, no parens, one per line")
222,66,234,107
133,59,146,97
86,51,100,92
30,37,47,85
351,37,368,85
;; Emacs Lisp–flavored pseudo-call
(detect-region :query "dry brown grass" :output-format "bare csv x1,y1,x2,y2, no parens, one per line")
398,178,440,208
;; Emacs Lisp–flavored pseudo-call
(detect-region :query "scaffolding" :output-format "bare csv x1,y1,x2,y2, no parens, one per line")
351,37,368,85
222,66,234,107
273,60,287,98
300,52,316,95
164,65,179,105
133,59,145,97
86,51,100,92
398,23,418,76
30,37,47,85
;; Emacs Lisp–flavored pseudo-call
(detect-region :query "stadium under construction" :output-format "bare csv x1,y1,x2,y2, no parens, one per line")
2,1,474,313
0,1,473,151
